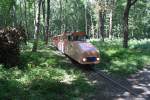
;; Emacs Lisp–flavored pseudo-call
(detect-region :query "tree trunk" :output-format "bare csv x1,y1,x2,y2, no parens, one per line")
98,10,105,41
10,0,17,27
42,0,46,41
90,9,95,38
59,0,62,34
85,0,88,35
45,0,50,45
123,0,138,48
12,3,17,27
24,0,28,39
32,0,42,52
19,1,23,25
109,9,113,39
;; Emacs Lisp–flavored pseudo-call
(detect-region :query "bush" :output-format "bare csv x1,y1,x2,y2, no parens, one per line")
0,27,26,67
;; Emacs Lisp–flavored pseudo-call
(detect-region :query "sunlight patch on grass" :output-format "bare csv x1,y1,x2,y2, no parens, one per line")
0,42,95,99
16,74,30,84
91,38,150,76
129,39,150,51
60,73,77,84
105,49,118,56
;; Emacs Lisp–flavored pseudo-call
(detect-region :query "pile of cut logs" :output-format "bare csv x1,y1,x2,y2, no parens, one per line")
0,26,26,67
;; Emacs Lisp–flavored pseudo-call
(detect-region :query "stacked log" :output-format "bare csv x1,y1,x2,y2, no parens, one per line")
0,26,26,67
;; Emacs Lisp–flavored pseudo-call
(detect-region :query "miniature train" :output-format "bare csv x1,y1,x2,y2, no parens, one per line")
52,32,100,65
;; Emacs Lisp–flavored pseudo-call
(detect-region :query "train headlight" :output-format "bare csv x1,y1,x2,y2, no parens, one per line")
97,57,100,61
83,58,87,62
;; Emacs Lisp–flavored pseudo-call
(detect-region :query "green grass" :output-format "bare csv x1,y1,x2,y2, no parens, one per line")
0,39,150,99
91,38,150,76
0,43,94,100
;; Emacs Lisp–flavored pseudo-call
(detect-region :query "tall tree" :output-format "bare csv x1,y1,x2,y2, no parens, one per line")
59,0,62,33
45,0,50,44
24,0,28,38
123,0,138,48
12,0,17,27
108,9,113,39
32,0,42,52
94,0,107,40
98,10,105,40
108,0,115,39
42,0,46,40
85,0,88,35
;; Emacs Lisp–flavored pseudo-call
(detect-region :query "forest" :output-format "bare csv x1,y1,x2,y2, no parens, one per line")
0,0,150,99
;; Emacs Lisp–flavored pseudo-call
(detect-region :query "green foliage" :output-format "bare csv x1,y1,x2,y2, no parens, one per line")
0,0,16,26
0,43,94,99
0,0,149,39
91,38,150,76
129,39,150,51
113,0,150,38
0,39,149,99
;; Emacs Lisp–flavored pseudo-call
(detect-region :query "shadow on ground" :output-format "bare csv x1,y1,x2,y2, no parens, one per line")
0,77,94,100
1,46,150,100
0,48,95,100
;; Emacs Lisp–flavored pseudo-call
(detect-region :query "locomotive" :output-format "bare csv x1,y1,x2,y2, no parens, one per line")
52,32,100,65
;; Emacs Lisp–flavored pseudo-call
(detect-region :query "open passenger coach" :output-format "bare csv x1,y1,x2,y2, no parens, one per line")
52,32,100,65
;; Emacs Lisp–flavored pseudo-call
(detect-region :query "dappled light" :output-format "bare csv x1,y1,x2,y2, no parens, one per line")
0,0,150,99
92,39,150,76
0,46,95,99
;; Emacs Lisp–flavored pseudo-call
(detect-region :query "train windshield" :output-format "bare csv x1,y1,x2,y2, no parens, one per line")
68,35,89,41
74,35,87,41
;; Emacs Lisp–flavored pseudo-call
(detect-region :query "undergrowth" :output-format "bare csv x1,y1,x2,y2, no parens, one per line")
0,42,94,100
91,38,150,76
0,39,150,99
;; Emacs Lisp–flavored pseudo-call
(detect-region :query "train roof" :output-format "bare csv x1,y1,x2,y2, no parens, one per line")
72,32,86,36
62,32,86,36
52,32,86,38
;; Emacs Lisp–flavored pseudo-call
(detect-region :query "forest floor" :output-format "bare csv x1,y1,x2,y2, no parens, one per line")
48,38,150,100
85,65,150,100
48,44,150,100
87,39,150,100
0,39,150,100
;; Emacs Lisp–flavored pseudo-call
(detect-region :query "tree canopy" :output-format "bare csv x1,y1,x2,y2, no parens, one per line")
0,0,149,49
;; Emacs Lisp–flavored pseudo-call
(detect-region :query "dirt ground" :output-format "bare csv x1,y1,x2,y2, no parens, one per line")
85,65,150,100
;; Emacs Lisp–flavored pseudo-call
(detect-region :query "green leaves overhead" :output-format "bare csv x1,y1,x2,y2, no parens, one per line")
0,0,16,26
0,0,149,38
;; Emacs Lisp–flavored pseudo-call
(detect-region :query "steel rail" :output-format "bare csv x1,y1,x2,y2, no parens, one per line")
91,67,138,96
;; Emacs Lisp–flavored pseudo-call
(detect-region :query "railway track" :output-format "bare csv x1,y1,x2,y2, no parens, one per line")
66,56,138,97
69,59,138,98
90,67,138,97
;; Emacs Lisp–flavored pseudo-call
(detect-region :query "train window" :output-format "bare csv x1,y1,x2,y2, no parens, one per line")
75,35,87,41
68,35,88,41
68,35,74,41
86,35,90,39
